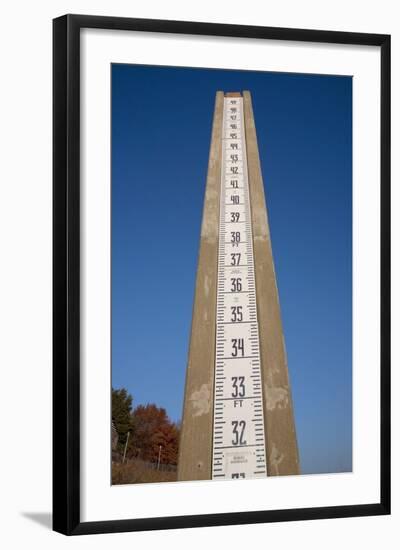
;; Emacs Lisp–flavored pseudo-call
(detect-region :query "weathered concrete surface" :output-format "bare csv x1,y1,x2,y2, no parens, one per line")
243,91,300,476
177,92,224,481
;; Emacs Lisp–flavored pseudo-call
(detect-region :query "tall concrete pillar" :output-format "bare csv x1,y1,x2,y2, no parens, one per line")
178,91,299,481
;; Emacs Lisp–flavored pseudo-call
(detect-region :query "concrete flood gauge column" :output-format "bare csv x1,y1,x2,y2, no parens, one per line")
178,91,300,481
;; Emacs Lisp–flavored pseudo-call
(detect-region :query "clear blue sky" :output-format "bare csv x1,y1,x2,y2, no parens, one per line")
111,64,352,475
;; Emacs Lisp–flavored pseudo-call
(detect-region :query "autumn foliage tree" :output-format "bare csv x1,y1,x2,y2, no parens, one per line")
112,387,180,465
132,404,180,465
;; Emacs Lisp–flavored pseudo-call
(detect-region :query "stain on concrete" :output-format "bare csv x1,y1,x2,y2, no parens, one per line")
204,274,210,298
254,234,268,242
270,443,284,475
201,215,216,239
189,384,211,417
205,185,218,202
265,385,289,410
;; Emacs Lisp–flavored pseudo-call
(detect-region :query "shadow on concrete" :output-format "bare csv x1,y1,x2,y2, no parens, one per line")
22,512,52,530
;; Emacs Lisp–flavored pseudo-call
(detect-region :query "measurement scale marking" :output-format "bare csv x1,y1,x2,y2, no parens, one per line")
212,96,268,480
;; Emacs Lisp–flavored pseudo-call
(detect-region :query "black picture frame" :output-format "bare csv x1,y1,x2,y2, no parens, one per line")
53,14,391,535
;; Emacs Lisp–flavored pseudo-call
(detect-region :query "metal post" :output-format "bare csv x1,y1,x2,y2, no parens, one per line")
157,445,162,470
122,431,130,464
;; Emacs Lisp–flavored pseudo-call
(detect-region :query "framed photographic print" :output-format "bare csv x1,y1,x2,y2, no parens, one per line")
53,14,390,535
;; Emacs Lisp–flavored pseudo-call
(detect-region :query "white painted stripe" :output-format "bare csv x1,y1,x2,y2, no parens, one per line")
212,97,267,480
